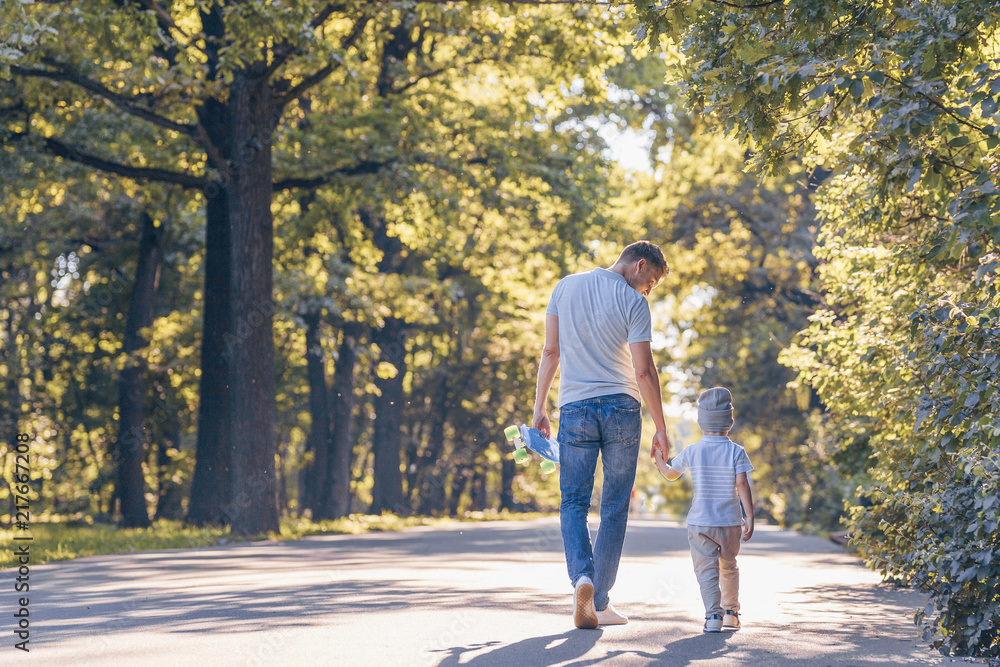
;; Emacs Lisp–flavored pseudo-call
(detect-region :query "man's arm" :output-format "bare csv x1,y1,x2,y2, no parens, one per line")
736,472,755,542
629,341,669,459
532,314,560,438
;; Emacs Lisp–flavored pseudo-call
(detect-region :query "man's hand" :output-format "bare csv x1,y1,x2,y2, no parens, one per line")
650,429,670,460
533,411,551,439
652,442,682,481
742,520,755,542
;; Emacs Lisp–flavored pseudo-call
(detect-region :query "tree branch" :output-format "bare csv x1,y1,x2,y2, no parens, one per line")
134,0,192,41
274,62,334,111
42,135,207,189
265,2,349,79
10,60,197,137
273,153,489,191
273,159,394,190
390,56,491,96
122,0,207,62
887,73,990,137
272,12,370,117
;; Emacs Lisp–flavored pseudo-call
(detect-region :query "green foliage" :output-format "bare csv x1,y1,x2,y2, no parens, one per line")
628,122,845,529
634,0,1000,655
1,1,667,526
0,0,55,68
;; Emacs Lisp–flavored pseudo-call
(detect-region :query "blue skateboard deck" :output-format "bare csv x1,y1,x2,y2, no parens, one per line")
520,425,559,464
504,424,559,473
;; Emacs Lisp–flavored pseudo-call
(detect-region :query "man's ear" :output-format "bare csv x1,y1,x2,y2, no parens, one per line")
636,258,646,272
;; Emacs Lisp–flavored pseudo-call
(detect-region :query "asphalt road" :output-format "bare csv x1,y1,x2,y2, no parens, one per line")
5,517,952,666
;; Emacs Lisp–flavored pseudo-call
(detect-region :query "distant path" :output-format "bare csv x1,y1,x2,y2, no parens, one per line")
8,517,942,666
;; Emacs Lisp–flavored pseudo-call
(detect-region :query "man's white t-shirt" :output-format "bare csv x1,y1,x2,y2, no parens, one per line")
545,267,652,407
670,435,754,527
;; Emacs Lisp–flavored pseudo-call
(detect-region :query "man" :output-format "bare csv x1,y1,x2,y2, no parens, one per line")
532,241,670,629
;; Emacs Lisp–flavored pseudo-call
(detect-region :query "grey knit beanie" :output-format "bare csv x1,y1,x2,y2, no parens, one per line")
698,387,734,432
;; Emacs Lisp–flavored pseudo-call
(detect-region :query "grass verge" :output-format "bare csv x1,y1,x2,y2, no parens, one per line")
0,510,557,569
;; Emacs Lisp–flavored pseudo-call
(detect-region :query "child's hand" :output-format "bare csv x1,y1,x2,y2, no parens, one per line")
653,448,682,481
742,521,754,542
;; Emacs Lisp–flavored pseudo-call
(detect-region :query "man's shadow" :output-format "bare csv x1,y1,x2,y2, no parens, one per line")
433,630,735,666
432,629,603,666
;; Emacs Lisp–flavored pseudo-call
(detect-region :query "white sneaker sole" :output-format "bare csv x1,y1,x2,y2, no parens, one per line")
574,582,598,629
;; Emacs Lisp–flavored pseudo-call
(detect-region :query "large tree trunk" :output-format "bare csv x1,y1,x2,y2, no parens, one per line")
321,325,359,519
114,211,163,528
300,311,330,515
187,23,280,533
370,317,407,514
225,67,279,535
187,169,233,525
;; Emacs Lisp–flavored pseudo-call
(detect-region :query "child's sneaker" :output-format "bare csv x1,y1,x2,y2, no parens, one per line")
573,576,598,629
723,610,740,631
703,614,723,633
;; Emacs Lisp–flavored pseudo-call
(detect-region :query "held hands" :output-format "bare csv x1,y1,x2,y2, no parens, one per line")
650,430,670,461
652,441,682,481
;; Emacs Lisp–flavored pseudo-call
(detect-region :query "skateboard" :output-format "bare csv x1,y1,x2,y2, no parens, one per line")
504,424,559,474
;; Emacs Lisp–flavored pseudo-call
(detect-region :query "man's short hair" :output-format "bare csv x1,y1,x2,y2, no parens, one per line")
618,241,668,274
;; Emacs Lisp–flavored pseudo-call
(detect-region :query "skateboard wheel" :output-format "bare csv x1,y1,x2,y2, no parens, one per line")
540,460,556,474
513,448,530,464
504,425,520,441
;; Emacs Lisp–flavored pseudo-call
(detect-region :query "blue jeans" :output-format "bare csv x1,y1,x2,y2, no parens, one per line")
558,393,641,611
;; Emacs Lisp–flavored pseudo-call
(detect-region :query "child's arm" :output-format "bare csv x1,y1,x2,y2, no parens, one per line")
653,446,683,481
735,472,754,541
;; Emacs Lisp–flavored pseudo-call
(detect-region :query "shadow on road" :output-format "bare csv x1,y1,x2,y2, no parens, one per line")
432,630,603,666
643,632,735,665
435,628,738,667
36,576,577,643
283,518,852,563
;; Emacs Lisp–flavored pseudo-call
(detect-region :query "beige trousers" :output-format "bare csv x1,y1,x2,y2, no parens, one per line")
687,524,742,617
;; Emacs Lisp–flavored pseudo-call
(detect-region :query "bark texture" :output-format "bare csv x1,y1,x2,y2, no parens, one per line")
323,325,359,519
370,318,407,514
114,212,163,528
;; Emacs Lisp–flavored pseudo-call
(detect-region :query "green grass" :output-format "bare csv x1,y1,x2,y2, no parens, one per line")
0,520,229,569
0,510,557,569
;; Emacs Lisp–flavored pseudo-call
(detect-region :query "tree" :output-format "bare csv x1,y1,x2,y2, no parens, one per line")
631,128,841,528
113,211,164,528
5,0,656,531
267,1,652,516
633,0,1000,655
6,1,370,533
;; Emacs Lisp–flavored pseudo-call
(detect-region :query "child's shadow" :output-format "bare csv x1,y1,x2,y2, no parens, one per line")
643,632,735,665
433,630,603,666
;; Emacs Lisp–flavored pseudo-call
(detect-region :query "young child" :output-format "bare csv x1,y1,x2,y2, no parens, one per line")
654,387,754,633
